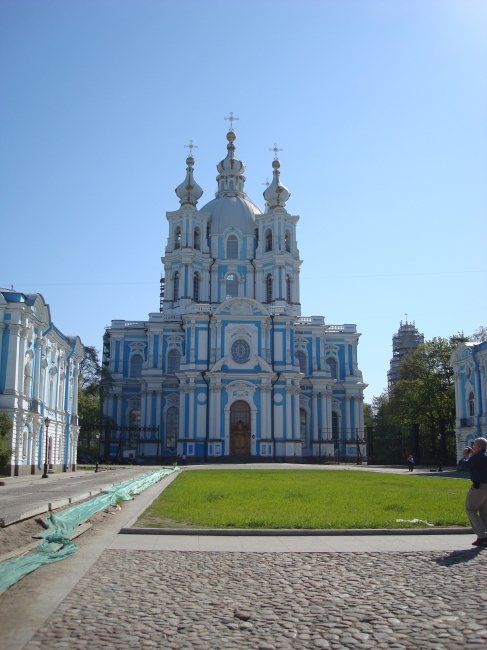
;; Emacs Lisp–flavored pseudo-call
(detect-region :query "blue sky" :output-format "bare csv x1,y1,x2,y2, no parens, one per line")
1,0,486,402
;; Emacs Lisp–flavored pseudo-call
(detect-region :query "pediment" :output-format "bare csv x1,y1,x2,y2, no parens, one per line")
214,297,270,318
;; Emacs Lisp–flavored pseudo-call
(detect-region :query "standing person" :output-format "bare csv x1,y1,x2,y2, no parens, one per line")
458,437,487,547
407,454,415,472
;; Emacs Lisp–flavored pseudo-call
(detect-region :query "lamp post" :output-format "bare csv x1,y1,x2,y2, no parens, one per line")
95,432,100,473
42,417,51,478
437,433,443,472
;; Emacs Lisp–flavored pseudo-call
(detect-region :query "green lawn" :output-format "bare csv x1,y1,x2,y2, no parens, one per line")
135,469,470,529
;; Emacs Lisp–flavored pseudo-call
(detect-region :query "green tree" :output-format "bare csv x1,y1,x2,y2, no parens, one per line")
78,346,112,457
0,411,12,469
368,392,406,464
368,334,470,466
79,345,103,393
386,336,462,465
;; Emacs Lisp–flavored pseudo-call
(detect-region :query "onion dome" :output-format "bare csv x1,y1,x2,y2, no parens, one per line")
215,130,246,196
263,158,290,209
200,129,261,234
175,154,203,206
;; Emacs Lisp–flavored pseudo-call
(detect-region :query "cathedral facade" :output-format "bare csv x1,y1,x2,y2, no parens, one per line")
102,129,366,463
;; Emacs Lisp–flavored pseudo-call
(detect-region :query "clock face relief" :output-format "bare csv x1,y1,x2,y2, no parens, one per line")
231,339,250,364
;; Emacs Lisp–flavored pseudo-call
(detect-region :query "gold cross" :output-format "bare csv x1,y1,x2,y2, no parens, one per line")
269,143,283,159
224,112,239,130
184,140,198,155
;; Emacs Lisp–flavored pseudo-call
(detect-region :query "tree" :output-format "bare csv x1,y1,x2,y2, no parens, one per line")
78,346,112,456
367,392,406,464
368,334,468,466
0,411,12,469
385,336,460,465
79,345,103,392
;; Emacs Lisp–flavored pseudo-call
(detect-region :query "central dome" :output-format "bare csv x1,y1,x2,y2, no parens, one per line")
200,194,262,235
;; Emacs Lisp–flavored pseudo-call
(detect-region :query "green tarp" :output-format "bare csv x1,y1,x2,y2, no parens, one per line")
0,467,178,592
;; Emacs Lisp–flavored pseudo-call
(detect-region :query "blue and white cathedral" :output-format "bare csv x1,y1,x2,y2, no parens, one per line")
102,127,367,462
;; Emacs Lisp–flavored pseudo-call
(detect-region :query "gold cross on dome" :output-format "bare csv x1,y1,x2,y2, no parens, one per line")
184,140,198,155
224,112,239,130
269,143,283,159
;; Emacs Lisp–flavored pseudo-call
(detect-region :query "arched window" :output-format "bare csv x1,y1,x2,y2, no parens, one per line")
468,391,475,417
174,227,181,249
286,275,292,303
167,349,180,374
23,359,32,397
225,273,238,298
58,373,65,411
265,229,272,252
166,407,179,450
300,408,307,445
226,235,238,259
326,357,337,379
284,230,291,252
194,227,201,250
130,354,143,378
48,368,56,409
22,425,29,459
173,272,179,302
266,274,273,303
295,350,307,374
193,272,200,302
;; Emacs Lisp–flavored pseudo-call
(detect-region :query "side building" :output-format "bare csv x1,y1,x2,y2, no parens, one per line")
0,289,83,476
102,129,367,463
450,341,487,460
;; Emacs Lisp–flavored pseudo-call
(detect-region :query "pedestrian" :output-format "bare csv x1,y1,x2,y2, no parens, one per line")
407,454,415,472
458,437,487,547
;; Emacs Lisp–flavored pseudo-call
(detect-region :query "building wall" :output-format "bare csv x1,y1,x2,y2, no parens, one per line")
450,341,487,460
0,290,83,476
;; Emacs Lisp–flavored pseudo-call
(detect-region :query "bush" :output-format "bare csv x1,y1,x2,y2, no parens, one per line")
0,411,13,469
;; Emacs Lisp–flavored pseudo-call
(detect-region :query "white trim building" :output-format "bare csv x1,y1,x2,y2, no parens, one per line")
450,341,487,460
0,290,83,476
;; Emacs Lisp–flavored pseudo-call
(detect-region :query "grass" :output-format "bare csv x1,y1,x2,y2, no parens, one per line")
135,469,470,530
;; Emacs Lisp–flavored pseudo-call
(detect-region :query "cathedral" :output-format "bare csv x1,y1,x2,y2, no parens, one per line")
102,125,366,463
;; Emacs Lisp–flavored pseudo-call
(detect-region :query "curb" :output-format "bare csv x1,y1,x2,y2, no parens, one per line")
119,526,472,537
0,489,106,527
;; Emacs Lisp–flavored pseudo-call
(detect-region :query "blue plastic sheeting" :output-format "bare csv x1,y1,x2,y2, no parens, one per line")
0,467,179,593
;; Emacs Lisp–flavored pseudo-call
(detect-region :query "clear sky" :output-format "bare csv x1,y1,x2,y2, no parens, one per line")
1,0,486,403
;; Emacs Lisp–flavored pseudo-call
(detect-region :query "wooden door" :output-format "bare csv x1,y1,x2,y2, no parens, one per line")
230,401,251,456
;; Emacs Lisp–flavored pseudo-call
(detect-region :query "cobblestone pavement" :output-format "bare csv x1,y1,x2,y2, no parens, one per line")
23,548,487,649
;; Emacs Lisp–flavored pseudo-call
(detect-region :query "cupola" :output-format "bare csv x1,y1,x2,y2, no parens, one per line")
175,154,203,206
263,157,290,210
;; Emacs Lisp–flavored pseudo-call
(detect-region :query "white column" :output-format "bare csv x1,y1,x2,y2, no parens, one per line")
209,382,219,438
312,391,318,441
353,397,360,437
320,391,327,439
188,380,195,437
294,386,300,440
179,385,187,438
344,395,351,440
261,384,269,438
286,384,292,437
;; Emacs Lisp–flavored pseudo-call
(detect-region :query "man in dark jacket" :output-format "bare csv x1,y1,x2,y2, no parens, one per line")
458,437,487,547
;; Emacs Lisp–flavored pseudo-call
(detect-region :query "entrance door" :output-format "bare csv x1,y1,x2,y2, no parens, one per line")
230,400,251,456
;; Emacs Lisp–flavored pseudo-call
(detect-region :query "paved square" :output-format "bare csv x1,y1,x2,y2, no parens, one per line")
23,548,487,649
